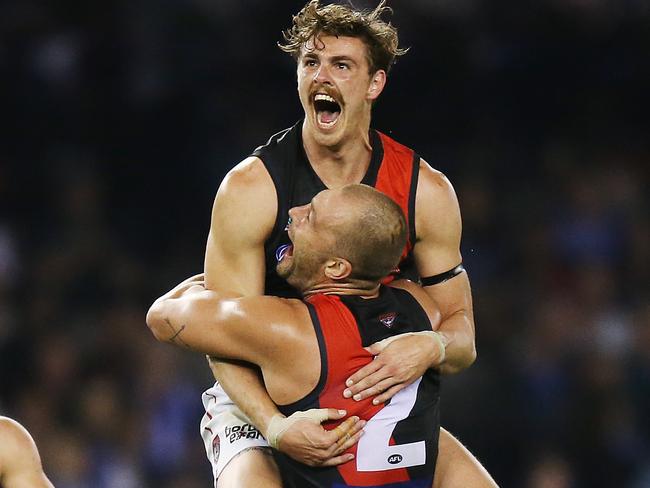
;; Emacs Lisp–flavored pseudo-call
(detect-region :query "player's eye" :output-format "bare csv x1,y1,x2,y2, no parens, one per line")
336,62,349,70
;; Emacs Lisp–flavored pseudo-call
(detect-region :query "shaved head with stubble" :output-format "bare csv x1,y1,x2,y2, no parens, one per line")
331,184,407,281
279,184,407,293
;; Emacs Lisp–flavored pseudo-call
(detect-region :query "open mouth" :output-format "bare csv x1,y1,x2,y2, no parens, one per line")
313,93,341,129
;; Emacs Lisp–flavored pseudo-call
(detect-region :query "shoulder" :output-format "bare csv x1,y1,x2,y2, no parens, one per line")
414,159,461,240
210,157,277,241
216,295,314,355
219,156,276,199
0,417,34,447
416,159,458,206
0,417,38,463
224,295,308,326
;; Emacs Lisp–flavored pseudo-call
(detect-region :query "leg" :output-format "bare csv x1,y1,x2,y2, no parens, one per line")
201,383,281,488
217,448,282,488
433,427,499,488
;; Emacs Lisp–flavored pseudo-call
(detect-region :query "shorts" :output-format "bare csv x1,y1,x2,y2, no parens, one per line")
200,382,270,484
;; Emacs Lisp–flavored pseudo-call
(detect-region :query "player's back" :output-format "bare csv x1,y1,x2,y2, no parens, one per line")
274,286,440,488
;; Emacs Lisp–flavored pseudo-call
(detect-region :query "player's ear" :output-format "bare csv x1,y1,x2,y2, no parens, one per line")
324,258,352,280
367,70,386,101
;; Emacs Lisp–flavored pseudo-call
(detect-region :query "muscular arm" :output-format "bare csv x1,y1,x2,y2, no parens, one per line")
413,160,476,374
146,281,308,373
0,418,54,488
202,157,283,435
344,161,476,402
147,279,364,463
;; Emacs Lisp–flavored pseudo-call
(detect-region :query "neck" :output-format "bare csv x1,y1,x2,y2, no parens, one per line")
302,279,380,299
301,116,373,188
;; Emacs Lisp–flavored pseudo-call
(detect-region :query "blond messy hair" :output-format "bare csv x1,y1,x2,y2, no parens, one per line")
279,0,408,74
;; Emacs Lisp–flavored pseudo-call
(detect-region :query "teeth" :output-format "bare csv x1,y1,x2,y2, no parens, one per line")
314,94,337,103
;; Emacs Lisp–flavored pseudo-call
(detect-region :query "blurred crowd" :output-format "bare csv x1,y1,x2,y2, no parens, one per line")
1,1,648,487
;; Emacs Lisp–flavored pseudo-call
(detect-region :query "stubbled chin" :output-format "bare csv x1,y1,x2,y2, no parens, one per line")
309,119,346,147
276,256,293,279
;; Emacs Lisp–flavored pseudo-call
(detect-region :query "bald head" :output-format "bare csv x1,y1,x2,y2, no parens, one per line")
333,184,407,281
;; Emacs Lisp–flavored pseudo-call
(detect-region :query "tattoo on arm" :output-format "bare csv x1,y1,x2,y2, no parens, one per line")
164,319,192,349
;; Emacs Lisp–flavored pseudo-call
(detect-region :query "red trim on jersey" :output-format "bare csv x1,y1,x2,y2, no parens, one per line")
307,293,411,486
375,131,416,261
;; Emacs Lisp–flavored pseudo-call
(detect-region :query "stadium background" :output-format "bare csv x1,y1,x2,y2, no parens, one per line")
1,1,648,486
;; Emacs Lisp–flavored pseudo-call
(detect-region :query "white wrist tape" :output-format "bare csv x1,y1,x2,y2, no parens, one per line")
372,331,446,365
266,409,331,450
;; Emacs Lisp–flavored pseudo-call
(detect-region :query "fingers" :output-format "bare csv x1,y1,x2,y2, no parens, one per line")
321,418,366,466
320,452,355,467
322,408,347,422
295,408,346,425
345,417,366,438
348,376,401,402
328,416,365,448
330,416,358,441
334,421,365,450
322,429,364,466
279,415,366,467
370,383,405,405
345,363,397,399
344,361,383,396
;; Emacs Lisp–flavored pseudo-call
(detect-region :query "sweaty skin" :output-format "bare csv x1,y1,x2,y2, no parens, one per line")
0,417,54,488
202,33,490,488
150,184,489,485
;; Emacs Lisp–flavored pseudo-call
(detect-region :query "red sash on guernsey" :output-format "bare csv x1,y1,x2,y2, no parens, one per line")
375,132,417,260
307,293,413,486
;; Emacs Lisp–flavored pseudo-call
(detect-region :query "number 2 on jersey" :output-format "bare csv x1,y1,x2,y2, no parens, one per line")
356,378,426,471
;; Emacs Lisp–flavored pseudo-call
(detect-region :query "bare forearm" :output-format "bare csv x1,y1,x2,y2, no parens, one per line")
209,357,280,435
437,311,476,375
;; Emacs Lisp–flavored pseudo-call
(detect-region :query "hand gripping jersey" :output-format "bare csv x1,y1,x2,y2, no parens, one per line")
253,121,421,298
199,122,426,484
274,286,440,488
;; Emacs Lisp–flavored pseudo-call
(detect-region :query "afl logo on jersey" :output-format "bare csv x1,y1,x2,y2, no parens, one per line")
379,312,397,328
387,454,403,465
276,244,291,263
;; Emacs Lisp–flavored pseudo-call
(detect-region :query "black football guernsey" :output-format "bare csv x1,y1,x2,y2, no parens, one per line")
252,121,421,298
274,286,440,487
